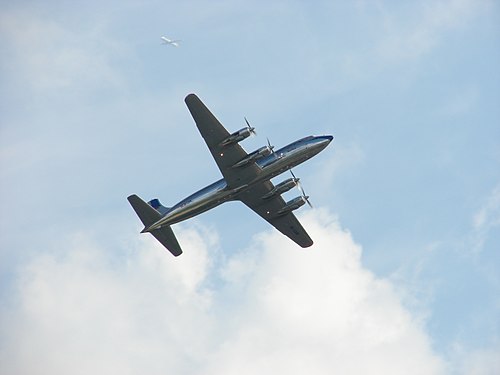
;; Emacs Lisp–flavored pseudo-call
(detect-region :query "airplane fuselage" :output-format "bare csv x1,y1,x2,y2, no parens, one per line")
149,135,332,230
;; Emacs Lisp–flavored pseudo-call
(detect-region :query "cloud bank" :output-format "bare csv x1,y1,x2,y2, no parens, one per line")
0,209,446,374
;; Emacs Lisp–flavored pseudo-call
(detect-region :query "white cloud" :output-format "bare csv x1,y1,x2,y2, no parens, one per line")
311,142,365,196
0,227,216,375
1,209,447,374
473,185,500,230
472,184,500,252
376,0,488,63
206,209,445,374
451,343,500,375
0,9,129,94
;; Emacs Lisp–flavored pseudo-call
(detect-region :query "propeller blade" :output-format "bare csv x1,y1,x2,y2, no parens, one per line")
305,196,313,208
244,117,257,136
266,137,275,153
297,180,306,196
290,169,312,208
290,169,300,186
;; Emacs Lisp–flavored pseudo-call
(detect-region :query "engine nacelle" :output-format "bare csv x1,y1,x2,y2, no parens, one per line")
220,127,253,147
262,178,298,199
233,145,273,167
277,196,308,215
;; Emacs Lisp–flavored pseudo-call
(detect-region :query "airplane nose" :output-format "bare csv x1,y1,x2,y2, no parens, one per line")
311,135,333,152
319,135,333,146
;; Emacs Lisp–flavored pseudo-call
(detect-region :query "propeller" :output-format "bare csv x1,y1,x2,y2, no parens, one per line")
266,137,275,154
290,169,300,185
244,117,257,137
290,169,312,208
244,117,278,158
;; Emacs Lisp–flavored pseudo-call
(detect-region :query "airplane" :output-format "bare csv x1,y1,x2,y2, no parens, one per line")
160,36,180,47
127,94,333,256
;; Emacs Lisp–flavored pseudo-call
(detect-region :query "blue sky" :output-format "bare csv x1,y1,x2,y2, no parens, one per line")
1,0,499,373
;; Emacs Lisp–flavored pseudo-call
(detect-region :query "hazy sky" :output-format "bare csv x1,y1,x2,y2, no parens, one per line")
1,0,499,374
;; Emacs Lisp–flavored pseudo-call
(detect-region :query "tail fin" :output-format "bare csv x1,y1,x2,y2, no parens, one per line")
127,195,183,257
147,198,170,215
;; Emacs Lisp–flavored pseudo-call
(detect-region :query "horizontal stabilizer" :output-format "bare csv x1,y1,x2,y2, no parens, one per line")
127,194,183,256
150,227,182,257
128,194,161,227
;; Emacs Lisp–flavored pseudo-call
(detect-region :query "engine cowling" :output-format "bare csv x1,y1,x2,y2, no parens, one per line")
262,178,299,199
220,127,253,147
277,196,309,215
233,145,273,167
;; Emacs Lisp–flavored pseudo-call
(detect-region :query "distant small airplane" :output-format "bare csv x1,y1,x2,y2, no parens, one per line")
128,94,333,256
160,36,180,47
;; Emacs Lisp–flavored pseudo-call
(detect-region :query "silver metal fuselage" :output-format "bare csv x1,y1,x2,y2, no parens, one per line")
151,135,333,229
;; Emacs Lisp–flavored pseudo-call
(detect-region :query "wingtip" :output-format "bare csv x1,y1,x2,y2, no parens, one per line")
185,93,198,102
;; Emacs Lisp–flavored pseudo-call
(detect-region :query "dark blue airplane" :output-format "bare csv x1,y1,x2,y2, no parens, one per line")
128,94,333,256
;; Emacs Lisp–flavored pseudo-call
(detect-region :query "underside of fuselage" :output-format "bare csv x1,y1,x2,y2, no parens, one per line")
151,135,332,229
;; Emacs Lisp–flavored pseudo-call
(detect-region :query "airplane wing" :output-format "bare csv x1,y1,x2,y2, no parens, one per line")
185,93,312,248
238,180,313,248
185,94,262,187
